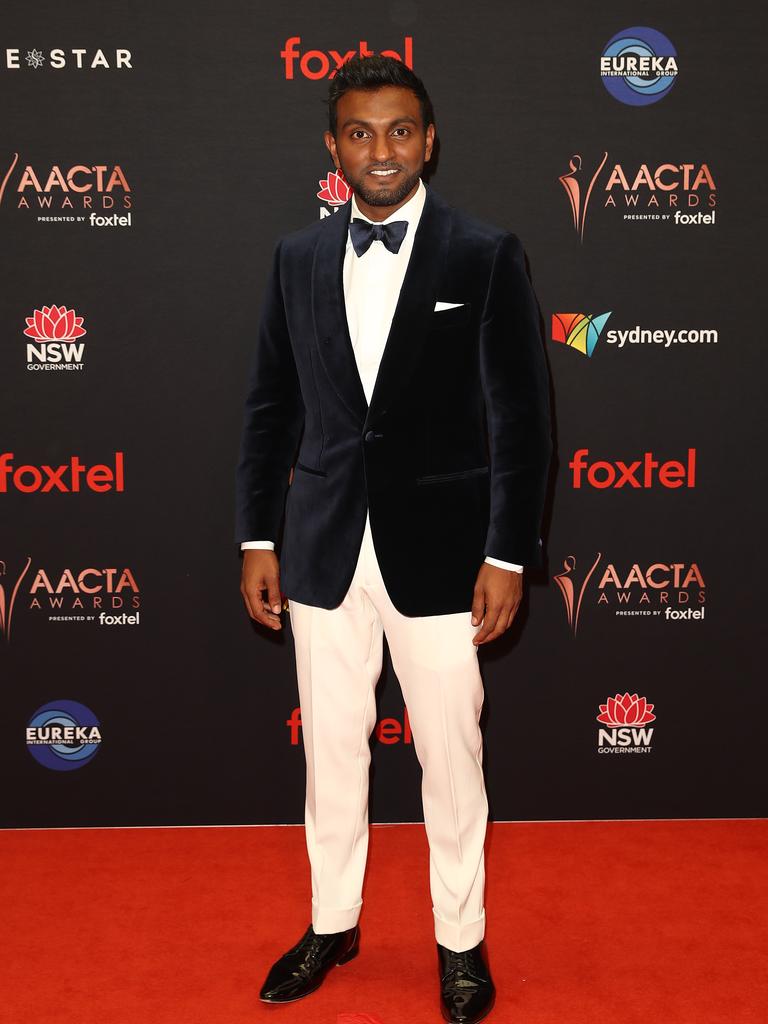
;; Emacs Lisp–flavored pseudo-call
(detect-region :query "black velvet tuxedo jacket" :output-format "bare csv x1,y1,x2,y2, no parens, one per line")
234,186,552,616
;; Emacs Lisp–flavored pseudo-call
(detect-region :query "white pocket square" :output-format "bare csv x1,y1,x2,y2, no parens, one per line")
434,301,465,311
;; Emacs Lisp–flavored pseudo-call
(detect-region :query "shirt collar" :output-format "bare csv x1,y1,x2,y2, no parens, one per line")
349,177,426,231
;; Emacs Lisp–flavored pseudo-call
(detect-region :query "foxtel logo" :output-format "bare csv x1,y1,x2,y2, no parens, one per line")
286,706,412,746
569,448,696,489
0,453,125,493
280,36,413,80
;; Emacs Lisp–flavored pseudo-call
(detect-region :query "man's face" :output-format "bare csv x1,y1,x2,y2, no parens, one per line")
324,85,435,217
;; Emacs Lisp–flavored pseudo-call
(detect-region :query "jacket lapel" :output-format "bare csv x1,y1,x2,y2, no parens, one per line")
311,185,453,426
366,187,452,426
312,199,368,422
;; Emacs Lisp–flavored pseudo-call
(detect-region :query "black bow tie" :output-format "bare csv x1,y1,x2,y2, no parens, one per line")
349,218,408,257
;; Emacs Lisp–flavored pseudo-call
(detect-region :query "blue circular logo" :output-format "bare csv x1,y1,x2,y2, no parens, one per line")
26,700,102,771
601,27,678,106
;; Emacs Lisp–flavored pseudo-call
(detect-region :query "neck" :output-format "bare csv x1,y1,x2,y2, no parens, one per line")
353,180,420,222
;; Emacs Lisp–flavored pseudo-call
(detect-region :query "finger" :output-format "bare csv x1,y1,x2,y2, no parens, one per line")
471,587,486,627
265,574,283,615
243,578,281,630
473,605,502,645
241,586,256,620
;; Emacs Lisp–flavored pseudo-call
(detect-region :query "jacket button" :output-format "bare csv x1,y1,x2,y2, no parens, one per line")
364,430,376,442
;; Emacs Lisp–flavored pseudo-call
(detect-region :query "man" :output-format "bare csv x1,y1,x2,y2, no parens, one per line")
235,55,551,1024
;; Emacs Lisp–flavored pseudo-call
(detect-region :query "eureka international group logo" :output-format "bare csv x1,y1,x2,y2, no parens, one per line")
597,693,656,754
600,27,678,106
26,700,102,771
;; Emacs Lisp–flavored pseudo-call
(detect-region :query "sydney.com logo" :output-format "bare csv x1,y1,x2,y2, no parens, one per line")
552,312,718,358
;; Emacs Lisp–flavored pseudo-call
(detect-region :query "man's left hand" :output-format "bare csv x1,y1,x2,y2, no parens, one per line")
471,563,523,645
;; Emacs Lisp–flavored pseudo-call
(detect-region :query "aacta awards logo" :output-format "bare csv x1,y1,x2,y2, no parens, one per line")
600,27,678,106
5,48,132,71
23,304,87,372
0,153,132,228
554,554,706,635
281,36,413,79
26,700,102,771
552,312,718,358
317,167,352,218
597,693,656,754
0,557,140,643
0,453,125,493
559,152,716,241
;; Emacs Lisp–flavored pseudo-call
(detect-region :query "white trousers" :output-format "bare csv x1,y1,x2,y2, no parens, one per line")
287,511,489,952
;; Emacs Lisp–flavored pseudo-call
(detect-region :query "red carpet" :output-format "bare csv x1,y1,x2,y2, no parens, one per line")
1,820,766,1023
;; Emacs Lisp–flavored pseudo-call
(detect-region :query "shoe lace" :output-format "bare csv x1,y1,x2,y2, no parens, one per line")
442,948,484,987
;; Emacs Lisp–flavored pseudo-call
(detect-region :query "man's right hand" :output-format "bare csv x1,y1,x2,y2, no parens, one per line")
240,549,284,630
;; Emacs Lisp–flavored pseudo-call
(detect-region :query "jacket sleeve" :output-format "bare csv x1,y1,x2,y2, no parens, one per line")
234,240,305,545
479,232,552,567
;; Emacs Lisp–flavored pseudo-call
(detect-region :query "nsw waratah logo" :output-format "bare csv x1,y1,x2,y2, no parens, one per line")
597,692,656,727
597,693,656,754
552,312,612,357
24,304,87,371
318,168,352,218
600,27,678,106
26,699,102,771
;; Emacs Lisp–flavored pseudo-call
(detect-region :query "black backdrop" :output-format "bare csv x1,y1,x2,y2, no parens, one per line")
2,0,766,827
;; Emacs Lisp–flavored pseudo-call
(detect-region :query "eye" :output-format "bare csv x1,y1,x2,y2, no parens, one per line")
350,130,369,140
392,127,410,137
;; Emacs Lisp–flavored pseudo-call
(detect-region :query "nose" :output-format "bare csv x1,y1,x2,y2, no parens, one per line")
370,132,395,165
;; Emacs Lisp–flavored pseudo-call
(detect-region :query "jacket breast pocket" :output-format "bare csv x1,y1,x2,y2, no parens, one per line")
429,303,472,331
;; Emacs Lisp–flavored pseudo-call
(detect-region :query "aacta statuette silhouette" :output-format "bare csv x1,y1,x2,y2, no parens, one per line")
558,152,608,241
0,556,32,643
553,553,602,636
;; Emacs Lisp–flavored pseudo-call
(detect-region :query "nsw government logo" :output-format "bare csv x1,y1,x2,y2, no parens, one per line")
26,699,101,771
23,303,87,371
600,27,678,106
597,693,656,754
318,168,352,218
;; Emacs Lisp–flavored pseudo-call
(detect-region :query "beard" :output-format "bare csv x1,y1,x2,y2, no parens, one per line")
345,165,422,208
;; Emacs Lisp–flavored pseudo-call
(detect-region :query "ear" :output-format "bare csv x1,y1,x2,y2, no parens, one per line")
324,130,340,169
424,123,436,164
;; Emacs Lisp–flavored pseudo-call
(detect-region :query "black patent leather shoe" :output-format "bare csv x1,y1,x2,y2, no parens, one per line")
259,923,360,1003
437,940,496,1023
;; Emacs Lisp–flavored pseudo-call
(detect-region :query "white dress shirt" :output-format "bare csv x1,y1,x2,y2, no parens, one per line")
241,179,522,574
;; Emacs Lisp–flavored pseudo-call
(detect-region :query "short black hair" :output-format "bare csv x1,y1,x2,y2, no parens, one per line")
327,55,435,136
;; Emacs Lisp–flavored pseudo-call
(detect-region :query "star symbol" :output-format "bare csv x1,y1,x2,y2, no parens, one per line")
25,48,45,69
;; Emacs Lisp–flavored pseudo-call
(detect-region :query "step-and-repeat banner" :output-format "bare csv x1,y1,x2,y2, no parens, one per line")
2,2,765,827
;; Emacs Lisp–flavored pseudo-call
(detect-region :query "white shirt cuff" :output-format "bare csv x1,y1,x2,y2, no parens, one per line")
240,541,275,550
484,555,523,573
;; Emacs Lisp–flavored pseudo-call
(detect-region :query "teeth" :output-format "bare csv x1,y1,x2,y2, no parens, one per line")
371,169,397,176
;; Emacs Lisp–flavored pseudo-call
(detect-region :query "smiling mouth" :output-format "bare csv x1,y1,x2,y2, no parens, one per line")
369,168,400,177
